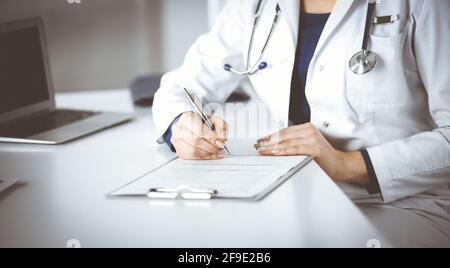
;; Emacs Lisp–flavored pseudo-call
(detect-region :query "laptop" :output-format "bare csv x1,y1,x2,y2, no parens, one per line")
0,18,132,145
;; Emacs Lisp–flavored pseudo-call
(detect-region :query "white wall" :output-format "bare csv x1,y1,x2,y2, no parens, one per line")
161,0,208,71
0,0,163,92
0,0,218,92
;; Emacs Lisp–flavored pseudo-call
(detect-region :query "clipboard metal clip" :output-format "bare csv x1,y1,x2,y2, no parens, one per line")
147,185,218,200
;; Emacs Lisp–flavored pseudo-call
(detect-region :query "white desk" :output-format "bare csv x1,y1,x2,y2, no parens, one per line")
0,89,391,248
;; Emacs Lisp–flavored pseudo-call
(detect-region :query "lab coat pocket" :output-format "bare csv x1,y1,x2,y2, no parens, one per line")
346,32,408,111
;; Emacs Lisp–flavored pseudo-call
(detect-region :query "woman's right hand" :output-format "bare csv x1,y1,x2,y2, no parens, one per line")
171,112,228,160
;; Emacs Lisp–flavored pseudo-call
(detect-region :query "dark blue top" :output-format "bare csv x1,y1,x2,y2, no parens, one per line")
162,12,381,195
289,12,330,125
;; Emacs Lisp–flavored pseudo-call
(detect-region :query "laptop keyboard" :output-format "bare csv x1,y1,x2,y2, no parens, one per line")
0,109,100,139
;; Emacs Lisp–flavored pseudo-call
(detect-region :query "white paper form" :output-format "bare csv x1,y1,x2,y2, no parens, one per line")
226,139,260,156
112,156,309,199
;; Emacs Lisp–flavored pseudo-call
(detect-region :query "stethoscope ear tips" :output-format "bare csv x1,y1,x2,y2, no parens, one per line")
223,64,232,71
258,62,268,70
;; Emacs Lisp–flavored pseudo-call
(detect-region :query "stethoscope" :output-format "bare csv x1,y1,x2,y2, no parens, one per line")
349,0,378,75
224,0,281,76
224,0,378,77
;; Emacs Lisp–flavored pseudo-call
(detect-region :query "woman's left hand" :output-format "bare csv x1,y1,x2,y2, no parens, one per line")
255,123,369,184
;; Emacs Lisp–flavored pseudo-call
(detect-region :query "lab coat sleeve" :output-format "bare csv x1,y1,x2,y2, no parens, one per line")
366,0,450,203
152,0,250,140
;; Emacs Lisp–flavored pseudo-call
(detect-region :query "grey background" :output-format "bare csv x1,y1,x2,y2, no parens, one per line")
0,0,220,92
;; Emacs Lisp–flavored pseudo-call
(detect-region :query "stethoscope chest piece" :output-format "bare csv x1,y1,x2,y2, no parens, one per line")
349,0,378,75
349,50,377,75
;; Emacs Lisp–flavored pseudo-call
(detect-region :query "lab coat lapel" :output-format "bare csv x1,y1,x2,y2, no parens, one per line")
277,0,299,47
314,0,355,55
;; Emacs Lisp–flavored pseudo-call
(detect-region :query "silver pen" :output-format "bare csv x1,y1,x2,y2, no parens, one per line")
183,88,231,156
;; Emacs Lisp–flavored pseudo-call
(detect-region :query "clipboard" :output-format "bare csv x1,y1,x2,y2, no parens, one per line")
110,156,313,201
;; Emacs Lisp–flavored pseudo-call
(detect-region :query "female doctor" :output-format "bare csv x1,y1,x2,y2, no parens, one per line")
152,0,450,244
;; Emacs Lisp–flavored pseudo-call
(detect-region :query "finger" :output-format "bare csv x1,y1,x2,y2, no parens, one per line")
172,137,211,158
196,116,227,148
273,144,320,156
175,139,224,160
178,112,206,136
257,130,288,144
187,118,222,144
210,116,229,139
256,127,315,149
257,137,318,155
256,123,315,142
256,136,316,150
180,133,221,154
258,143,319,157
178,112,228,147
259,123,316,144
178,112,221,144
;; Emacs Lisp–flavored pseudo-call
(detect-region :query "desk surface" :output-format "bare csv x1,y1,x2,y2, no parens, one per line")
0,90,390,248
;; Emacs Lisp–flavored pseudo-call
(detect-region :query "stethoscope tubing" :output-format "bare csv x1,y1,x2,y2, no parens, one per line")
349,0,378,75
225,0,280,76
226,0,378,77
362,1,376,52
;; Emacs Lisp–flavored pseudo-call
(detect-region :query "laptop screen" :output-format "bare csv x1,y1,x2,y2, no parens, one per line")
0,25,50,114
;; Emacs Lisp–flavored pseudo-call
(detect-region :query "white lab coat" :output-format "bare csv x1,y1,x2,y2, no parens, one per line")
153,0,450,233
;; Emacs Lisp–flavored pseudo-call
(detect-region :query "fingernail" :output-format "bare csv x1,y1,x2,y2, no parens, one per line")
271,150,280,155
219,130,228,138
215,140,225,148
217,150,226,158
